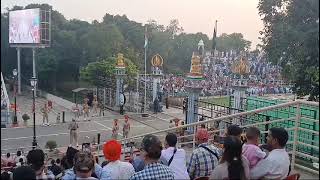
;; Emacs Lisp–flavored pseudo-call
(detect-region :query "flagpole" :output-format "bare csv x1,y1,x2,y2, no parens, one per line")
144,26,147,113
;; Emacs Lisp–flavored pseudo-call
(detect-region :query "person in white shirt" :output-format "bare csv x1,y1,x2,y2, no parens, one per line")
15,151,26,164
102,140,135,179
161,133,190,180
250,127,290,179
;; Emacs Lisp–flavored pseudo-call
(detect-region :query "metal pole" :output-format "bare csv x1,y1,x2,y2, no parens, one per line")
32,88,37,149
291,103,301,170
17,48,21,94
144,41,147,113
32,48,37,97
13,77,18,125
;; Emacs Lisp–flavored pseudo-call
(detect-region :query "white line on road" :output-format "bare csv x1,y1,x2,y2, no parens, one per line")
1,128,111,141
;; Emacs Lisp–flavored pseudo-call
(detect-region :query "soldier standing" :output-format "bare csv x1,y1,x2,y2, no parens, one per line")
41,103,50,126
83,98,90,121
68,118,79,147
123,115,131,139
112,119,119,140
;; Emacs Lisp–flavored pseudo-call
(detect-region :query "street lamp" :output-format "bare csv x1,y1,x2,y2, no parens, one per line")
12,69,18,125
30,77,38,149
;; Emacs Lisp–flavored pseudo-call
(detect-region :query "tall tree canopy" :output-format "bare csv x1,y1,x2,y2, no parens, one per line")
1,3,251,94
258,0,319,100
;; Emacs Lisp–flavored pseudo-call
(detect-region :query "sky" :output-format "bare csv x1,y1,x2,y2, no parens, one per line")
1,0,264,49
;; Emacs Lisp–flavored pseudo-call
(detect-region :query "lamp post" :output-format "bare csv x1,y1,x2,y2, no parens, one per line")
12,69,18,125
30,77,38,149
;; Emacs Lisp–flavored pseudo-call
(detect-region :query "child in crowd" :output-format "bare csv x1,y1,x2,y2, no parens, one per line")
112,119,119,140
242,126,267,169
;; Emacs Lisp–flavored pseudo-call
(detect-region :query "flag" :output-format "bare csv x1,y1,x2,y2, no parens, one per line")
211,20,217,56
144,26,148,48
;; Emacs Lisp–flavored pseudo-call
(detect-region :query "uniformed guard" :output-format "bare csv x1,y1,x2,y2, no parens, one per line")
123,115,131,139
68,118,79,147
41,103,49,126
83,98,90,121
112,119,119,140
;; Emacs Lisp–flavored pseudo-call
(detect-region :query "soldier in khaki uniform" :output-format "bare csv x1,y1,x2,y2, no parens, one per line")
68,118,79,147
123,115,131,139
41,103,50,126
83,98,90,121
112,119,119,140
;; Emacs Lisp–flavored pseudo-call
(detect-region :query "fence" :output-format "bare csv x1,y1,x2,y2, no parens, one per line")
1,100,319,175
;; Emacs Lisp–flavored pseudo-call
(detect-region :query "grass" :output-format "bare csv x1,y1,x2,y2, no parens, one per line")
200,96,230,107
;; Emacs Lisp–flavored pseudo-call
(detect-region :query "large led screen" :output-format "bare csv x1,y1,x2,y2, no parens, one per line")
9,8,40,44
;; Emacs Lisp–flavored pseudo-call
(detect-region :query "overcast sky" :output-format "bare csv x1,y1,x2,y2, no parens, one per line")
1,0,264,49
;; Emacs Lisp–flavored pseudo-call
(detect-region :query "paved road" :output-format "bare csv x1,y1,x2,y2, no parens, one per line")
1,107,187,153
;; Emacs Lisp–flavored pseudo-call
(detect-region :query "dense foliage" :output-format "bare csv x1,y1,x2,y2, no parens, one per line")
1,3,251,93
258,0,319,100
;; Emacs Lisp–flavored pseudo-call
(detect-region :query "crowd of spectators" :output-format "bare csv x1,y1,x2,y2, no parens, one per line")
157,54,292,97
1,124,292,180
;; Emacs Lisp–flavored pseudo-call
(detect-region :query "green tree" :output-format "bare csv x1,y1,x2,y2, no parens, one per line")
258,0,319,100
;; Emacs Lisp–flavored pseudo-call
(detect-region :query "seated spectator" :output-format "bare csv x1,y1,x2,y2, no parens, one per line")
62,151,111,180
27,149,55,180
131,155,145,172
12,166,36,180
1,171,11,180
226,124,242,139
15,151,26,164
56,158,61,167
102,140,135,179
129,135,174,180
101,160,109,168
3,153,14,166
48,159,63,177
250,127,290,179
61,146,79,170
161,133,189,180
242,127,266,169
210,136,250,180
73,152,97,179
16,158,24,167
187,128,222,179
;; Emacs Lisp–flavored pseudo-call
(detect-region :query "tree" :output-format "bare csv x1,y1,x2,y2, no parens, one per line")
216,33,251,53
80,56,138,89
166,19,184,39
258,0,319,100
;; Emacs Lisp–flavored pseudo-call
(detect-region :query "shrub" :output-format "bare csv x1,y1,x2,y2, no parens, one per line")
22,114,30,121
45,140,57,151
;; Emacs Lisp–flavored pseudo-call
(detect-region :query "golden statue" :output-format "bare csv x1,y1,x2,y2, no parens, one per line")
232,57,250,75
189,54,202,75
116,53,125,67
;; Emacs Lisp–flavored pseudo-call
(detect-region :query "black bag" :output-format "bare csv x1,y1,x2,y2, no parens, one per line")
199,145,219,160
168,148,177,166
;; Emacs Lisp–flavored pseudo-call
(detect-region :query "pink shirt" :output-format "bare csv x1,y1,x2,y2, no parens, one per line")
242,143,266,169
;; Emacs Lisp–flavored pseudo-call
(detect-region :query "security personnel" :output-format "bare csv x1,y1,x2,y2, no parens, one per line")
68,118,79,147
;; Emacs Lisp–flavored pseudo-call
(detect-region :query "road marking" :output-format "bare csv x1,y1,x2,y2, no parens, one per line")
94,121,123,136
1,128,112,141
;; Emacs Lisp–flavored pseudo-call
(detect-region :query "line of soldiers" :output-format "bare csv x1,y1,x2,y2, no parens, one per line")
68,114,131,147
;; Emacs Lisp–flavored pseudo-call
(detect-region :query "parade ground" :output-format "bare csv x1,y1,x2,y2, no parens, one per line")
1,92,185,153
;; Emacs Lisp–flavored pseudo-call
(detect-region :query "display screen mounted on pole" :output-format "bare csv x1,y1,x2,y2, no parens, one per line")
9,8,51,47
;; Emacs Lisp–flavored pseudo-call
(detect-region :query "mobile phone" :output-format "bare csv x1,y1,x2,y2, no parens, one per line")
82,143,91,152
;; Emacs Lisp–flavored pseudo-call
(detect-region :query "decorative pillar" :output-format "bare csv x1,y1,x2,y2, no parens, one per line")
230,55,250,125
185,53,203,131
150,54,164,112
115,53,126,108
